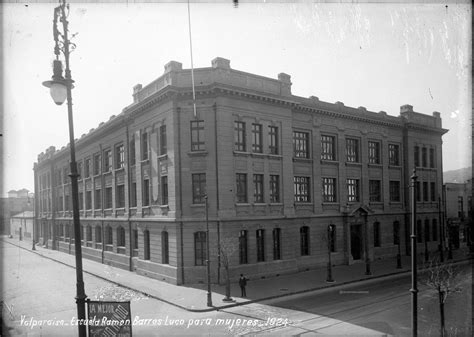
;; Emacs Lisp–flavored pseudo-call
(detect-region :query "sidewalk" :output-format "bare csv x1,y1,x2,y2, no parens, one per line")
3,237,472,313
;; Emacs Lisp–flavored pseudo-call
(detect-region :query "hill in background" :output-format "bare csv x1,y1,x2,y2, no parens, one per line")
444,167,472,183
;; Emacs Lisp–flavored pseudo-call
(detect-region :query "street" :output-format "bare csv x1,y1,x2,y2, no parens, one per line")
1,240,471,336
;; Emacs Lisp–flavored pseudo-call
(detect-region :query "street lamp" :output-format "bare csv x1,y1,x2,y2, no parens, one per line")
204,195,212,307
28,193,36,250
438,195,444,262
326,223,335,283
42,1,87,336
410,169,418,337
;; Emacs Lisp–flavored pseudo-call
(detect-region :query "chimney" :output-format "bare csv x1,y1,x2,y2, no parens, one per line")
164,61,183,73
212,57,231,69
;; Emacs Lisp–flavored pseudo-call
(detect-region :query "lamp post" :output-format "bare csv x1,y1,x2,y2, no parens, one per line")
29,193,36,250
410,169,418,337
326,223,335,283
438,195,444,262
42,1,87,336
204,195,212,307
363,212,371,276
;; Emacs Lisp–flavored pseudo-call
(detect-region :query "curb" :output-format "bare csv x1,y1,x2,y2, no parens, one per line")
4,239,472,313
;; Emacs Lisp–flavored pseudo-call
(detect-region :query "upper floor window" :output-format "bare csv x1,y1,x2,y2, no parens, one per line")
368,141,381,164
141,131,149,160
161,176,168,205
389,144,400,166
191,120,205,151
252,123,263,153
294,176,310,202
104,187,112,209
236,173,248,203
103,149,112,172
84,158,91,178
94,189,102,209
268,126,279,155
369,180,382,202
129,137,136,166
430,182,436,201
116,184,125,208
423,182,429,201
130,182,137,208
93,153,101,175
321,135,336,161
192,173,206,204
115,144,125,169
253,174,264,203
85,191,92,210
77,162,83,179
143,179,150,206
347,178,360,202
160,125,167,155
269,175,280,203
422,147,428,167
389,181,401,202
293,131,309,159
414,146,420,167
322,177,337,202
234,121,246,152
429,148,435,168
415,181,421,202
346,138,359,162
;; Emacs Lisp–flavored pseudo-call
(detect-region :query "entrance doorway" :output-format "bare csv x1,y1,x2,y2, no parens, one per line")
350,224,362,260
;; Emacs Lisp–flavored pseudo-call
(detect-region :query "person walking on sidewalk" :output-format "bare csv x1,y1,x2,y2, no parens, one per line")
239,274,247,297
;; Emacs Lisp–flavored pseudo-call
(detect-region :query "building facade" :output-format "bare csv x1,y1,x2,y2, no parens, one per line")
444,179,472,249
10,211,34,241
0,189,33,235
34,57,447,285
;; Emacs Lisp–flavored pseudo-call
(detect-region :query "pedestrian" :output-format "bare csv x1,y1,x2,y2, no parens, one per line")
239,273,247,297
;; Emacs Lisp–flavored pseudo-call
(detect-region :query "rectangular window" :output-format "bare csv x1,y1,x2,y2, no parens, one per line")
422,147,427,167
84,159,91,178
300,226,310,256
322,178,337,202
268,126,279,155
115,144,125,169
141,132,149,160
103,149,112,172
329,226,336,252
373,222,381,247
105,187,112,209
416,181,421,202
424,220,430,242
253,174,264,203
77,162,83,180
144,230,150,260
93,154,101,175
85,191,92,210
161,176,168,205
94,189,101,209
269,175,280,203
252,123,263,153
423,182,429,201
389,144,400,166
294,176,310,202
191,120,205,151
58,196,63,211
132,229,138,256
239,230,248,264
369,180,382,202
256,229,265,262
414,146,420,167
432,220,438,241
273,228,281,260
346,138,359,162
293,131,309,158
160,125,167,155
194,231,207,266
321,135,336,161
347,178,360,202
458,196,464,218
143,179,150,206
430,182,436,201
389,181,401,202
130,182,137,207
130,138,136,166
192,173,206,204
79,192,83,210
63,167,69,183
234,121,246,152
161,231,169,264
236,173,248,203
429,148,435,168
116,184,125,208
368,141,381,164
393,221,400,245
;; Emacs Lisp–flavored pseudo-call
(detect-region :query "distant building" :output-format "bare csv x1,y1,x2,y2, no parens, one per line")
10,211,34,241
34,57,447,285
0,189,34,235
444,179,472,249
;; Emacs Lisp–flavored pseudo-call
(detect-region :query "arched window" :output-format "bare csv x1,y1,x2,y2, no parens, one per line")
161,231,169,264
143,230,150,260
194,231,207,266
300,226,309,255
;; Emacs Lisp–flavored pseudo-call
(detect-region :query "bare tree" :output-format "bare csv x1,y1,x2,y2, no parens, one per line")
425,258,462,337
214,237,239,302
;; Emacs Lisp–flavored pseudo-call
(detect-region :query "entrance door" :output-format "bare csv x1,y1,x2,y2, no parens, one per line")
350,224,362,260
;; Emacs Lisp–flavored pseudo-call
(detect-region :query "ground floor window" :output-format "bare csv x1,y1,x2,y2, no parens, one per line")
300,226,310,255
195,231,207,266
256,229,265,262
162,231,169,264
239,230,248,264
273,228,281,260
144,230,150,260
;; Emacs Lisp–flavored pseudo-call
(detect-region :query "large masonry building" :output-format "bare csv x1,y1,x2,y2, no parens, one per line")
34,57,447,284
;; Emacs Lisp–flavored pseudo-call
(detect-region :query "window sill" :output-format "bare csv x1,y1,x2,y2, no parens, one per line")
269,203,283,206
233,151,251,157
322,202,339,205
187,150,208,157
235,203,251,206
267,154,282,159
190,204,204,208
293,157,312,163
140,159,150,164
368,163,383,168
253,203,266,206
158,154,168,160
114,167,125,172
388,165,402,169
160,205,169,210
250,152,265,157
294,202,313,206
320,159,338,165
345,162,362,166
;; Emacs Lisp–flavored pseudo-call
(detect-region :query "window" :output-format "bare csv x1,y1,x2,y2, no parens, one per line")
329,225,336,252
432,219,438,242
430,182,436,201
300,226,310,256
65,225,70,240
192,173,206,204
424,219,430,242
106,226,113,245
347,179,360,202
239,230,248,264
161,176,168,205
105,187,112,209
130,182,137,207
65,195,70,211
252,123,263,153
80,226,84,244
269,175,280,203
253,174,264,203
86,226,92,242
422,147,427,167
116,184,125,208
414,146,420,167
160,125,167,155
373,222,381,247
256,229,265,262
236,173,248,203
194,231,207,266
429,148,435,168
234,121,246,152
115,144,125,169
294,176,310,202
273,228,281,260
129,138,136,166
417,220,423,243
293,131,309,158
191,120,205,151
389,144,400,166
346,138,359,162
103,149,112,172
393,221,400,245
84,159,91,178
458,196,464,218
77,162,83,179
369,180,381,202
423,182,429,201
63,167,69,183
93,153,101,175
268,126,279,155
95,226,102,243
79,192,83,210
132,229,138,256
143,230,150,260
141,132,149,160
85,191,92,210
94,189,101,209
368,141,381,164
143,179,150,206
416,181,421,202
162,231,169,264
58,196,63,211
321,135,336,161
322,178,337,202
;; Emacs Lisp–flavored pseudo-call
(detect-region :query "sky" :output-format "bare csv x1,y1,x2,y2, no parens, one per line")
2,1,472,196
